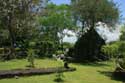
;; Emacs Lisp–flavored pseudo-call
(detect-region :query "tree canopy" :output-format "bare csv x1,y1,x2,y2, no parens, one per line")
38,3,76,53
0,0,44,59
71,0,120,62
72,0,119,29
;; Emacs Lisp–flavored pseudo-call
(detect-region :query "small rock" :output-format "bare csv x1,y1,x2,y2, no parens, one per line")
14,75,19,79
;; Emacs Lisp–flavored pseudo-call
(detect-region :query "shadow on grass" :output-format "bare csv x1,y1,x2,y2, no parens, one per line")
98,70,125,82
74,62,111,67
54,78,65,83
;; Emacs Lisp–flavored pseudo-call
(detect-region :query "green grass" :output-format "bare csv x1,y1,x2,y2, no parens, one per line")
0,59,122,83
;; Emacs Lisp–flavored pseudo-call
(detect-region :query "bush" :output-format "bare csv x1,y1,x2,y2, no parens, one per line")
0,48,11,60
101,44,119,58
101,41,125,59
56,50,63,55
114,57,125,81
0,48,4,54
36,41,55,58
116,56,125,70
63,42,74,49
0,47,27,60
27,49,35,68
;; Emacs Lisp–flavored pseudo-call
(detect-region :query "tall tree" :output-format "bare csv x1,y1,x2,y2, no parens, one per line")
38,3,76,53
72,0,119,30
71,0,120,62
0,0,44,59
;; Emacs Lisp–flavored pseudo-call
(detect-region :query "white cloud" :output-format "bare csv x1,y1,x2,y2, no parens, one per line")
63,24,122,43
63,29,77,43
63,35,77,43
96,23,122,43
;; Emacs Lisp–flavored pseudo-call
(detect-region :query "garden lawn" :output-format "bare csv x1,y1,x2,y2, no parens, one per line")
0,59,122,83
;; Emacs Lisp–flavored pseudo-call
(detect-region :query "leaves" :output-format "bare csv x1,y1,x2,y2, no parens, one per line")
72,0,119,28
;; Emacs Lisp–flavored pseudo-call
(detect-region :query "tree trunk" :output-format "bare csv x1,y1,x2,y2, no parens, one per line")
61,39,64,53
7,14,16,59
82,21,85,34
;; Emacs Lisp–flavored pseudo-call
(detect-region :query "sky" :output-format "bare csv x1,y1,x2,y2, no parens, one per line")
51,0,125,23
50,0,70,5
114,0,125,22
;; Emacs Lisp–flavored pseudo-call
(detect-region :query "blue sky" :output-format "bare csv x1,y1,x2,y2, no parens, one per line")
51,0,125,23
50,0,70,5
114,0,125,22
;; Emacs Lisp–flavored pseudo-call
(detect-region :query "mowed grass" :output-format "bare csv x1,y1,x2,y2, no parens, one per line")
0,59,122,83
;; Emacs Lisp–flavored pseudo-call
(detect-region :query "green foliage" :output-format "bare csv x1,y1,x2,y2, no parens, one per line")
116,25,125,70
38,3,75,31
56,50,63,55
120,25,125,41
56,42,74,55
39,3,75,29
27,49,35,68
0,29,10,47
0,0,44,59
117,42,125,70
0,1,77,59
102,41,125,70
101,41,125,58
63,42,74,49
27,41,37,67
54,70,64,82
118,57,125,70
38,3,77,53
101,43,119,58
72,0,119,29
36,41,55,57
29,42,36,48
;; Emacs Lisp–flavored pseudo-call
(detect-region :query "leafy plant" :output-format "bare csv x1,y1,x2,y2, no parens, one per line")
54,69,65,82
27,48,35,68
102,41,125,70
101,41,125,59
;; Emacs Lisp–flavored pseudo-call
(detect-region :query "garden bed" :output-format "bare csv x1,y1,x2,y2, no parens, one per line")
0,67,76,79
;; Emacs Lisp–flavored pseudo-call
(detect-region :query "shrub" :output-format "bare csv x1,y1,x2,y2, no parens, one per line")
56,50,63,55
101,41,125,59
27,42,36,68
36,41,55,58
101,44,119,58
0,48,11,60
27,48,35,68
63,42,74,49
54,70,64,82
